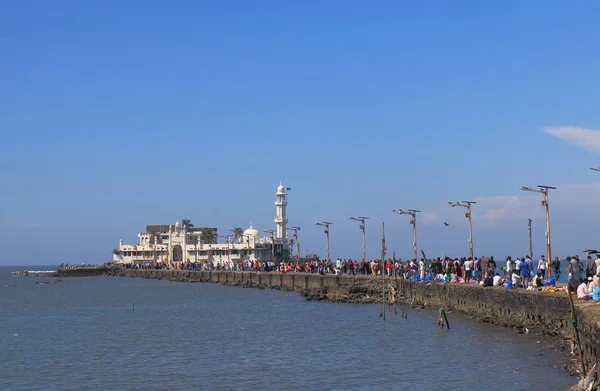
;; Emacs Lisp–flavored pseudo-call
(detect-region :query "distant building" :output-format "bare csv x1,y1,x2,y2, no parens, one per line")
112,183,289,266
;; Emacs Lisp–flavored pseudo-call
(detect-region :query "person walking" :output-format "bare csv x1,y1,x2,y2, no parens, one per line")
568,256,583,293
520,258,530,288
552,256,561,282
505,256,513,278
537,255,547,277
586,255,596,280
464,258,472,282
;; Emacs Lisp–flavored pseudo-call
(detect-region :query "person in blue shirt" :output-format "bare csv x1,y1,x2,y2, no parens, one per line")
520,259,530,288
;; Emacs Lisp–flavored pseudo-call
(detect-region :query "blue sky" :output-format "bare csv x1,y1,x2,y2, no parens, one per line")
2,0,600,265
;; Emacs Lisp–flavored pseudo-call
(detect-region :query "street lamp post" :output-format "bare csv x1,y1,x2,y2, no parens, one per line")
217,235,232,268
448,201,477,260
242,234,252,260
393,209,420,261
286,226,301,263
528,219,533,260
521,185,556,279
349,216,369,262
314,222,333,262
262,229,276,264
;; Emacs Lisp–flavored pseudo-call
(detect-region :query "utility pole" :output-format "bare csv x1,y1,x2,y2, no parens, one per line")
262,229,276,264
286,226,301,263
528,219,533,260
349,216,369,262
448,201,477,260
314,222,332,262
521,185,556,279
393,209,420,261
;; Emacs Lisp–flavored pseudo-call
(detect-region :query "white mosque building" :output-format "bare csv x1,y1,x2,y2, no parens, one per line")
112,183,289,266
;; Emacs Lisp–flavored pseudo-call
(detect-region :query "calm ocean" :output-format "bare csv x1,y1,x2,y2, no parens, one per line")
1,265,574,390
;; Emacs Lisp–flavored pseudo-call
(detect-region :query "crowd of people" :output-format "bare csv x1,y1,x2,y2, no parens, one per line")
115,253,600,300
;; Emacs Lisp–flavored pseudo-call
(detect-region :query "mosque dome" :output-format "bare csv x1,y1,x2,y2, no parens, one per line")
243,224,260,242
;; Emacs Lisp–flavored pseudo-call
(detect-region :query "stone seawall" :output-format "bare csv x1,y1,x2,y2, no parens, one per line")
54,267,111,277
60,268,600,386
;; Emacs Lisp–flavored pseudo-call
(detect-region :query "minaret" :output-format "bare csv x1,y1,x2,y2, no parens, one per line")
275,182,288,242
168,225,173,263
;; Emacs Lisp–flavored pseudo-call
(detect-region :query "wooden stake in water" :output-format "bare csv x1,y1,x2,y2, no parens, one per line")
132,302,135,312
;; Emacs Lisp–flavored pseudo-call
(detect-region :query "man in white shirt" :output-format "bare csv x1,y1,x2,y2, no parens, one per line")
537,255,547,276
511,272,521,288
589,276,598,294
506,256,513,277
464,258,472,282
577,279,592,300
493,273,502,286
419,259,426,280
370,260,377,276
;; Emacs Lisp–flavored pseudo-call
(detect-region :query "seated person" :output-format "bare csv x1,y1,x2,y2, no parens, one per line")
483,273,494,287
493,273,502,287
511,272,522,288
589,276,598,293
534,272,545,288
577,278,592,300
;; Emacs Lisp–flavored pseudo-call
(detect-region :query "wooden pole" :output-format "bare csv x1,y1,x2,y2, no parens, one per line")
528,219,533,260
381,222,386,320
394,250,399,302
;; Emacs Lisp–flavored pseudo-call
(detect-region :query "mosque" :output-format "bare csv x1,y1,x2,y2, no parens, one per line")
112,183,289,265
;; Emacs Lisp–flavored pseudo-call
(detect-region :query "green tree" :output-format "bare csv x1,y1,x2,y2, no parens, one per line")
199,228,217,244
182,219,194,231
231,227,243,243
281,248,291,261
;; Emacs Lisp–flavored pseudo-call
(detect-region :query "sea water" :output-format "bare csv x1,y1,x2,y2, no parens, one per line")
1,266,574,390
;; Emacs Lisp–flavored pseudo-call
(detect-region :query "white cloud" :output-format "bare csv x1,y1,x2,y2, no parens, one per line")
543,126,600,152
421,212,440,224
473,195,541,222
423,182,600,226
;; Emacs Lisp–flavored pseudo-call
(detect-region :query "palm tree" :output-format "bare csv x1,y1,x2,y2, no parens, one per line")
182,219,194,232
231,227,243,243
199,228,217,244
